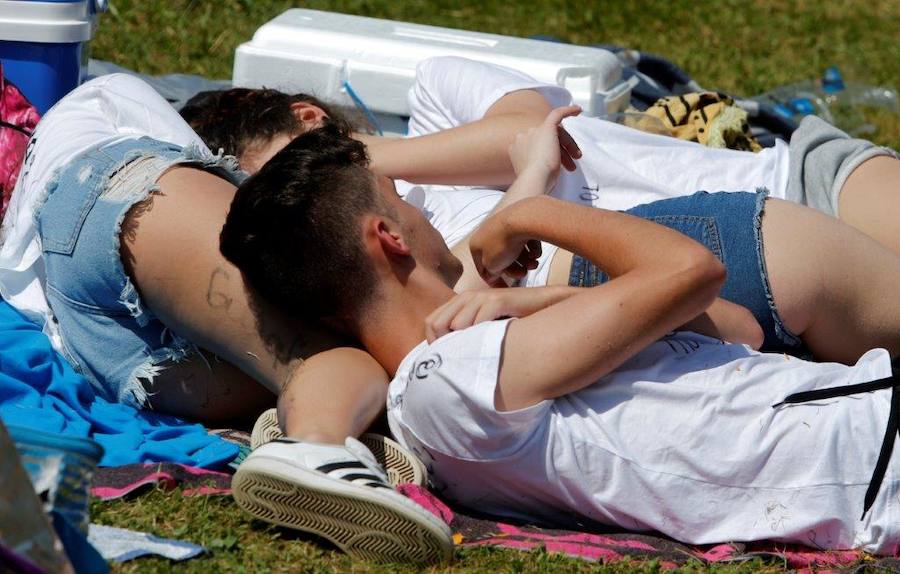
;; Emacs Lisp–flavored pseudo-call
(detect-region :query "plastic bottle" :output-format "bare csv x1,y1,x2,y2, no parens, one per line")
753,67,899,136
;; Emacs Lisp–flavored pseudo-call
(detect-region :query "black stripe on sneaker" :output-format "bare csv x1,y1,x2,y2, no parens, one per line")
340,473,387,483
367,482,392,489
316,460,368,474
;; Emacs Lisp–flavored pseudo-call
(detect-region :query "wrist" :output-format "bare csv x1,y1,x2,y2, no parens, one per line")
503,196,556,241
517,164,556,190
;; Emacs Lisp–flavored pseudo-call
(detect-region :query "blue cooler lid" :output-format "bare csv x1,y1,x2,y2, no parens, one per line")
0,0,95,43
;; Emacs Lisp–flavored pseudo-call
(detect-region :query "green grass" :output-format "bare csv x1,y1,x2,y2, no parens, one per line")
88,2,899,571
92,488,799,573
91,0,900,149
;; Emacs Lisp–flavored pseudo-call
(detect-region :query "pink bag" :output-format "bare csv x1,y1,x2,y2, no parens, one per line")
0,64,40,221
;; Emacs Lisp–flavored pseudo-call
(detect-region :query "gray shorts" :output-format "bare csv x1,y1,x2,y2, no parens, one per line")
785,115,899,217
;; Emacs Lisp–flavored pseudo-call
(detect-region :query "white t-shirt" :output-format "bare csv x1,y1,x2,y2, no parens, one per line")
0,74,210,348
387,320,900,554
400,57,791,287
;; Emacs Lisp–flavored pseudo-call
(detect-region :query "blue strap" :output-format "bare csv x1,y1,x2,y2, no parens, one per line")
342,80,384,136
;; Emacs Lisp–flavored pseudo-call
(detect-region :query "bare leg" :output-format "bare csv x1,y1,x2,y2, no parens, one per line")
837,155,900,253
278,347,388,442
122,166,388,439
763,197,900,363
142,350,275,426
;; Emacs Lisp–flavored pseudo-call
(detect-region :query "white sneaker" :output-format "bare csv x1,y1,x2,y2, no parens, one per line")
249,408,282,450
232,437,453,564
249,408,428,487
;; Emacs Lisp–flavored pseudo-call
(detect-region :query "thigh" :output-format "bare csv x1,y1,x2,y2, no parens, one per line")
837,155,900,254
143,349,276,427
121,166,344,405
762,197,900,362
37,139,202,405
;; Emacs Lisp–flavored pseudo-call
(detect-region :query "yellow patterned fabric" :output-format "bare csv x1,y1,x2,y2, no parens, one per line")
639,92,762,152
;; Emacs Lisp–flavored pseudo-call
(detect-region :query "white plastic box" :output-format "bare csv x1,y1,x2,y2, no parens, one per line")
233,9,632,129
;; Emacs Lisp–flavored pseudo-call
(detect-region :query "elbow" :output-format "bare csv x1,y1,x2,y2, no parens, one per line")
685,249,727,305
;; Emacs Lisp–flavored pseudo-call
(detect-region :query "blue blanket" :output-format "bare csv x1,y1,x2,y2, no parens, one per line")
0,300,238,468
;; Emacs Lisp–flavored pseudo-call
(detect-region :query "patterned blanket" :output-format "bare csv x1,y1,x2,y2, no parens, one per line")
91,462,899,572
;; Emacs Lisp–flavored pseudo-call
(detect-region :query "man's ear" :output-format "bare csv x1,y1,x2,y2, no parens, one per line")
290,101,328,131
373,219,411,258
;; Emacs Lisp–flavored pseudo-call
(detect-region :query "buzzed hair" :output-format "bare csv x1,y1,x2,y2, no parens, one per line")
220,124,393,321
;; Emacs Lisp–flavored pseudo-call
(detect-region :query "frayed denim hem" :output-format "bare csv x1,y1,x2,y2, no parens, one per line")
120,332,197,409
752,187,804,350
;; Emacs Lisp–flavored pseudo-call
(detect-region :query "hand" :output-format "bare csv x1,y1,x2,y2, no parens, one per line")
470,207,543,284
426,287,561,342
508,105,582,193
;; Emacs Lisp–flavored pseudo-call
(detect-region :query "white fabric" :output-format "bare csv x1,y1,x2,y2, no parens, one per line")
394,56,572,250
0,74,209,348
399,57,791,287
387,321,900,553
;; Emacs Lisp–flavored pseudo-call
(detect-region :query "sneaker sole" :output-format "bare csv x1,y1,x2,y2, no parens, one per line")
250,408,281,451
251,408,427,487
358,434,427,487
232,456,452,565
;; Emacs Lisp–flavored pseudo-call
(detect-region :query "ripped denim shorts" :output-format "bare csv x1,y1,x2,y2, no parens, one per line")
569,189,804,354
36,136,245,407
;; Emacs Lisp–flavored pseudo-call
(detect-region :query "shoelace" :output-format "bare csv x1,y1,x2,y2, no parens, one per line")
772,370,899,520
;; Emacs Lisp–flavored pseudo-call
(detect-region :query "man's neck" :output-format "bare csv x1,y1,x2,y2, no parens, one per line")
357,281,455,375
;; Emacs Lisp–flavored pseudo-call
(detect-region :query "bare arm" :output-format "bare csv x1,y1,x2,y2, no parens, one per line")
481,196,725,411
467,109,725,411
367,90,552,187
682,298,764,349
444,108,762,348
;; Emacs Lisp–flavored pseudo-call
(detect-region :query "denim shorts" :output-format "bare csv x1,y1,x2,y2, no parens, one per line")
36,136,245,407
568,189,803,353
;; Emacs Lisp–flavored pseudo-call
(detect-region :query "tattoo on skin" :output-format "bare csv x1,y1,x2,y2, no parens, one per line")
206,267,233,310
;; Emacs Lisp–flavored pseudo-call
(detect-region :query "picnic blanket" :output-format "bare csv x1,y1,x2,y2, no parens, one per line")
95,459,898,572
91,463,233,500
0,299,238,469
399,485,899,573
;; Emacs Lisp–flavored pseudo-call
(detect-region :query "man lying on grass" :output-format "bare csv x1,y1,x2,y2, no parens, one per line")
221,107,899,554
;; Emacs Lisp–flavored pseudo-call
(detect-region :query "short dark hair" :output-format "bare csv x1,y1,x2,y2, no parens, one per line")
220,124,391,321
180,88,355,160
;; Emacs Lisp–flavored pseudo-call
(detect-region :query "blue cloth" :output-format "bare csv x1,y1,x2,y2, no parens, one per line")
0,299,238,468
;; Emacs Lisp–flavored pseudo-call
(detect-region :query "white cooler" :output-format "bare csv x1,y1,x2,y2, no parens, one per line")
233,9,633,133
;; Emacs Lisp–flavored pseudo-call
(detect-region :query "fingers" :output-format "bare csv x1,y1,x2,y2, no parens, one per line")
548,106,581,172
425,291,507,342
425,293,472,342
544,105,582,126
557,126,582,172
558,126,582,159
514,240,541,270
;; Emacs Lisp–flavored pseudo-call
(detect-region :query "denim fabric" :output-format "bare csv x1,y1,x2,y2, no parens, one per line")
36,136,245,407
569,190,803,353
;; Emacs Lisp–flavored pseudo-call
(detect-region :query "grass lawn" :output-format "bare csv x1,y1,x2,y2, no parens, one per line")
89,1,899,572
92,489,795,573
92,0,900,149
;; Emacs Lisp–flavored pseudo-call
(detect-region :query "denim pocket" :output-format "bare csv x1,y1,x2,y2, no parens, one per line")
642,215,724,261
39,168,104,255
